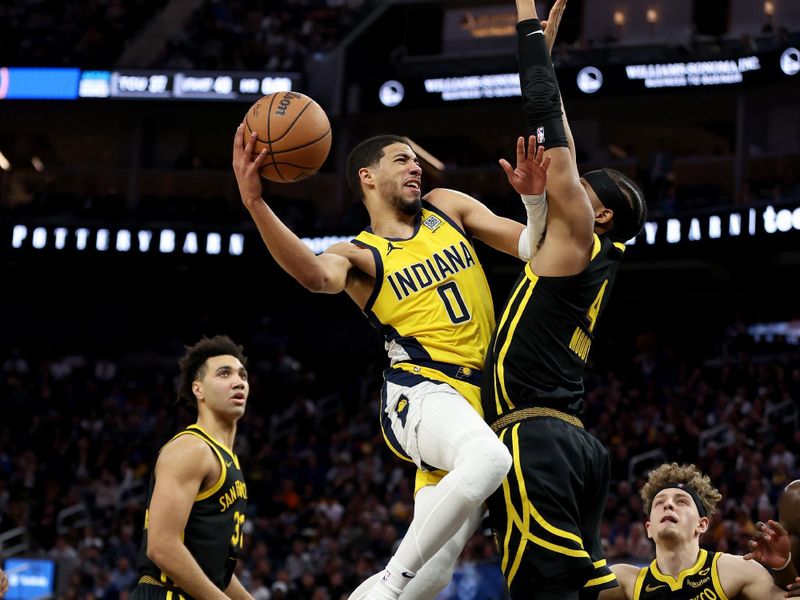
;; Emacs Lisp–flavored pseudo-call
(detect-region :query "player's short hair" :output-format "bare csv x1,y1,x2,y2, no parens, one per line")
641,463,722,518
177,335,247,409
583,168,647,242
346,135,410,201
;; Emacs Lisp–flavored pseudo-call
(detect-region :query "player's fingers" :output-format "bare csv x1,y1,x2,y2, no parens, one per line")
542,156,551,171
252,148,269,169
243,129,258,158
516,137,526,162
233,123,244,160
770,519,789,535
743,552,754,561
499,159,515,179
526,135,538,160
534,144,545,163
549,0,564,25
541,20,548,30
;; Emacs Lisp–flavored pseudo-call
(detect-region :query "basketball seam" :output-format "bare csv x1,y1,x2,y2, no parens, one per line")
268,100,315,145
269,128,332,155
265,94,286,182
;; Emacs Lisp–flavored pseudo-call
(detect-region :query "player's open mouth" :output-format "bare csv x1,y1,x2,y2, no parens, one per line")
661,515,678,523
404,180,420,190
231,393,246,404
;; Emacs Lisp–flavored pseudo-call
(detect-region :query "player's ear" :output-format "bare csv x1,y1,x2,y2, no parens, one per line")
595,206,613,224
645,520,653,539
359,167,375,191
192,380,203,402
696,516,709,535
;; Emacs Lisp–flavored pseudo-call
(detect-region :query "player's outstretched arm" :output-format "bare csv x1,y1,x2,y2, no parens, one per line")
426,135,549,259
540,0,577,165
232,123,353,293
146,436,231,600
515,0,594,273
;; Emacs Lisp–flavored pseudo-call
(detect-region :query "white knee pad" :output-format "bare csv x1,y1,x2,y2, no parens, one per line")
452,432,512,505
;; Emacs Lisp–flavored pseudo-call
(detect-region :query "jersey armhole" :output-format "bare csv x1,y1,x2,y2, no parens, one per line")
352,238,383,314
170,430,227,501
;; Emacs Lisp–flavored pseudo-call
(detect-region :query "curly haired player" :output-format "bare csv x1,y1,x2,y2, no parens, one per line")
597,463,794,600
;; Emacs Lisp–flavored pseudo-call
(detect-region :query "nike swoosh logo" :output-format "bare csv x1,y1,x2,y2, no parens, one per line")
226,461,233,467
527,30,544,36
401,572,415,579
645,584,666,592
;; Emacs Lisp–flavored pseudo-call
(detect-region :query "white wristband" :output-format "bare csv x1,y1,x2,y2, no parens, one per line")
517,191,548,261
776,552,792,571
521,192,546,206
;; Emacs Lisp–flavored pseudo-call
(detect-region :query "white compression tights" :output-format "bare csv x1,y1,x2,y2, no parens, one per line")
352,389,512,599
348,491,484,600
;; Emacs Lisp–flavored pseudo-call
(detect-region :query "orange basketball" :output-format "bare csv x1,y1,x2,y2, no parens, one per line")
244,92,332,183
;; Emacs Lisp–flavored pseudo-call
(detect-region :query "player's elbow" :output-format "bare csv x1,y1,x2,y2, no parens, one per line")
145,540,164,565
145,537,174,568
298,271,328,293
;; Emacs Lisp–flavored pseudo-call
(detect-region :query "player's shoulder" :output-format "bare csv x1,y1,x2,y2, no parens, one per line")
716,552,772,584
157,432,217,473
610,563,643,590
424,187,478,210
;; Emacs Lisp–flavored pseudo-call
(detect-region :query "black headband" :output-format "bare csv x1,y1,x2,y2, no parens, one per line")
653,483,708,518
583,169,635,239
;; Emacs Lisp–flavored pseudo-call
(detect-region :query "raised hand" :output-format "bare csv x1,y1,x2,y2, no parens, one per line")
541,0,567,54
744,520,792,570
499,135,550,196
232,122,270,211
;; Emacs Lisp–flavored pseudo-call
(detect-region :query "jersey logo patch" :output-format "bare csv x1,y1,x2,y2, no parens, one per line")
645,584,666,592
422,215,442,232
698,568,710,576
396,396,409,426
387,241,403,255
226,461,233,467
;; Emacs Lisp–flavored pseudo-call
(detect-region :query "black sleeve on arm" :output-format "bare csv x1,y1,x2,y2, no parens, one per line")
517,19,568,149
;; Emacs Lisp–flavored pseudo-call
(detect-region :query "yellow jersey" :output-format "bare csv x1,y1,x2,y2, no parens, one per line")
353,202,495,374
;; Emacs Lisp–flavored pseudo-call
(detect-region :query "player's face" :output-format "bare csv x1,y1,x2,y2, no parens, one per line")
194,355,249,419
375,143,422,215
646,489,707,545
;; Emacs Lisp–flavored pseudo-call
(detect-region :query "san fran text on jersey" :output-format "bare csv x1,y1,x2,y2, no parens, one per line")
220,480,247,511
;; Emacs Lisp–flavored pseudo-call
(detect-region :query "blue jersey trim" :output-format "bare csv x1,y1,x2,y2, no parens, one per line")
422,200,469,240
351,238,383,315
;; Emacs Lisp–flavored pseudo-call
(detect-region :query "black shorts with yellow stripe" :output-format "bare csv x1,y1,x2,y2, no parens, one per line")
130,576,193,600
487,409,617,600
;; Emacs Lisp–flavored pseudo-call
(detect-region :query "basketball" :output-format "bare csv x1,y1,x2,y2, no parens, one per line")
244,91,332,183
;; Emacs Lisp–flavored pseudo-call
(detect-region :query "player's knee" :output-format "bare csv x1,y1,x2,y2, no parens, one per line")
456,435,511,503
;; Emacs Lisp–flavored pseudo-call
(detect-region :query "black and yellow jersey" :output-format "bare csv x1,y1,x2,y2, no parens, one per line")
482,234,625,422
136,425,247,593
353,201,495,375
632,549,730,599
